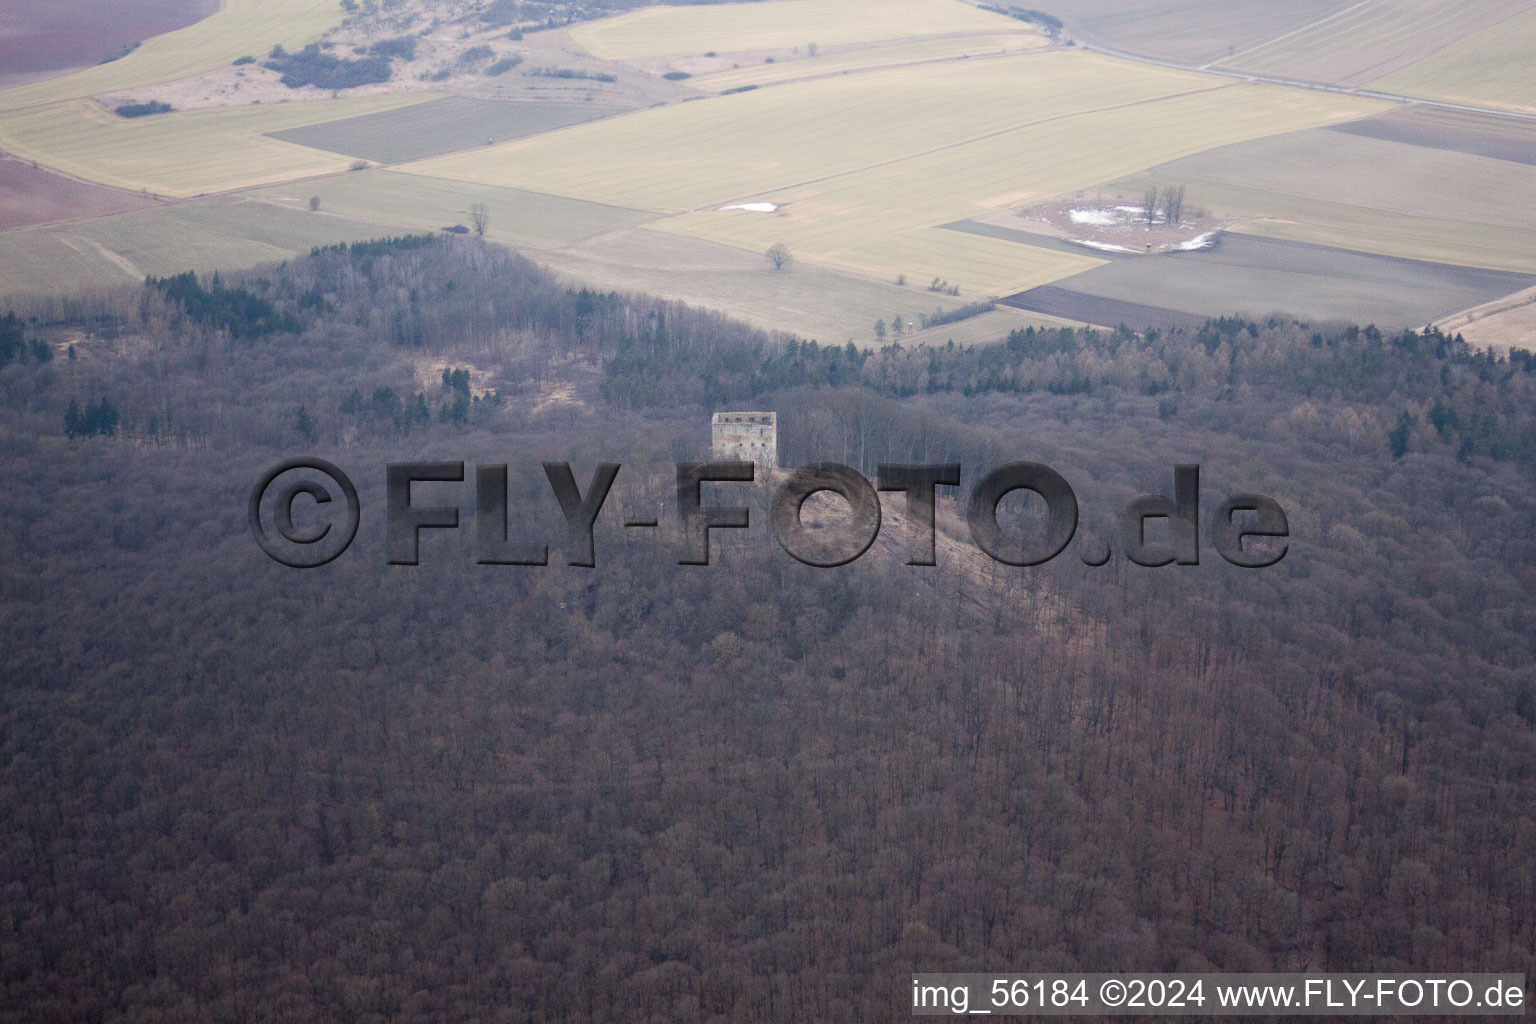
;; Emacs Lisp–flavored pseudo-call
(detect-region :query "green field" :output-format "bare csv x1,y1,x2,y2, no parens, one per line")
268,97,625,164
691,32,1044,93
570,0,1020,59
0,0,343,113
0,94,435,197
0,194,395,296
1110,128,1536,272
250,170,655,250
1371,7,1536,113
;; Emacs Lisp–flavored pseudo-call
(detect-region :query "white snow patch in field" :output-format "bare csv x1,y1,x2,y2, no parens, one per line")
1071,239,1140,254
1176,232,1217,251
719,202,779,212
1068,208,1117,225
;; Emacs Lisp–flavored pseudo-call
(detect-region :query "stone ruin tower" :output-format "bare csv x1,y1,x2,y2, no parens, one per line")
712,411,777,471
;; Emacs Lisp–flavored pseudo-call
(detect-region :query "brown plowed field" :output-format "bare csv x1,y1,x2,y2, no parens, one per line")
0,156,157,230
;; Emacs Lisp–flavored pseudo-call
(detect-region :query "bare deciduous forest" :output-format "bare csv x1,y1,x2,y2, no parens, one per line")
0,237,1532,1022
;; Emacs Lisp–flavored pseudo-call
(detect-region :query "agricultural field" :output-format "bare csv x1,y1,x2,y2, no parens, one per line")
647,82,1383,293
249,170,654,251
400,50,1382,293
1001,233,1536,331
1,0,1531,347
1045,0,1351,64
0,0,217,90
0,94,435,197
1110,127,1536,272
570,0,1020,60
1326,106,1536,165
1438,284,1536,351
775,226,1105,298
689,32,1044,93
0,194,393,296
534,226,1077,344
397,52,1218,213
267,97,625,164
1370,6,1536,113
0,156,157,230
0,0,342,112
905,305,1089,346
1216,0,1535,88
1000,286,1207,334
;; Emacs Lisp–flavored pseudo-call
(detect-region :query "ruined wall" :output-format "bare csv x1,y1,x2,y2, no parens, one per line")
712,411,777,470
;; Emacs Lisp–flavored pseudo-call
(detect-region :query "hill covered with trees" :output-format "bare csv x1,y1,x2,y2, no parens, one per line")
0,237,1531,1022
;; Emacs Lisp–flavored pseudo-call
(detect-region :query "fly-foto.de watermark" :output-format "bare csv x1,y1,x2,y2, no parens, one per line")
248,459,1289,570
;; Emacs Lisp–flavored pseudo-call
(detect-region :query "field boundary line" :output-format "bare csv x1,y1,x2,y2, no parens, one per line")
698,39,1056,94
700,27,1041,59
0,151,168,204
1209,0,1374,70
1433,283,1536,333
695,81,1238,211
1065,38,1536,125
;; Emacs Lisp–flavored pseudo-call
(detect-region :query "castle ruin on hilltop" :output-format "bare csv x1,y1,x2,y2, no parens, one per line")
712,411,777,471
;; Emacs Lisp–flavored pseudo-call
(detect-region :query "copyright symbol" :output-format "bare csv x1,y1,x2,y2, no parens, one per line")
248,457,359,567
1100,980,1126,1007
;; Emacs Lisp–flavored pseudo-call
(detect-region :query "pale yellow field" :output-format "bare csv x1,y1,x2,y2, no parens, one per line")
1370,7,1536,112
652,85,1386,292
399,49,1383,293
1439,285,1536,352
570,0,1021,59
1216,0,1532,89
692,32,1044,92
400,52,1225,212
0,0,344,113
906,305,1095,345
772,225,1105,297
0,95,436,197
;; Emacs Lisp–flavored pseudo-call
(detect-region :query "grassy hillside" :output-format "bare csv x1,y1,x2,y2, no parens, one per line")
0,0,344,113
